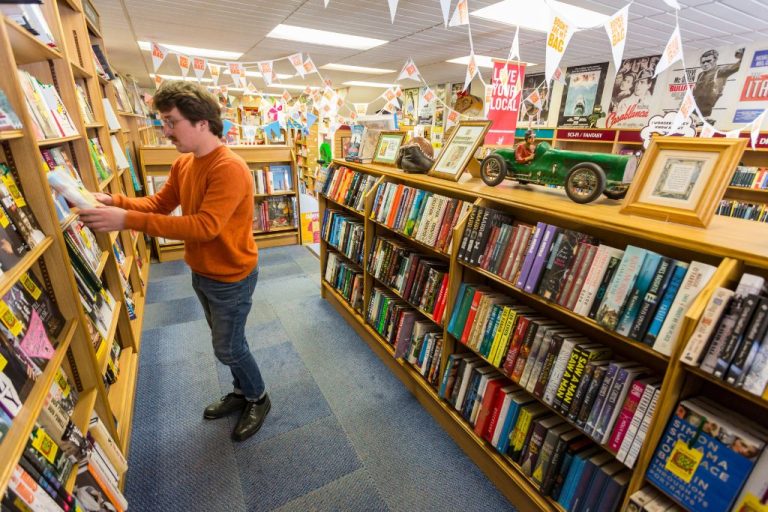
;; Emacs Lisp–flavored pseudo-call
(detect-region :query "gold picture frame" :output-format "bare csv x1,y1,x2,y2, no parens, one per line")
428,120,491,181
619,136,747,228
372,131,406,166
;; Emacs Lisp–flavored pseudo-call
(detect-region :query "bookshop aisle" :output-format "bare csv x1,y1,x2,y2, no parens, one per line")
126,245,515,512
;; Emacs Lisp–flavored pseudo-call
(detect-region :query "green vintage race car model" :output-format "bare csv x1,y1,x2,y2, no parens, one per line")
479,142,637,204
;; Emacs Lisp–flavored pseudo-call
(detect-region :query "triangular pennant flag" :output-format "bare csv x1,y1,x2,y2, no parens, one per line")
655,24,682,77
663,0,681,9
324,0,329,6
281,90,292,103
512,74,523,98
228,62,244,88
750,110,767,148
394,86,403,98
545,12,575,83
700,122,716,138
192,57,207,82
552,66,566,85
354,103,368,115
398,58,421,81
440,0,451,27
605,5,629,76
670,87,696,134
302,57,317,75
324,78,333,88
178,55,191,77
209,64,221,86
154,74,163,89
258,61,274,86
449,0,468,27
245,82,259,96
725,128,741,139
509,26,520,61
422,87,436,104
150,42,168,72
526,88,542,109
382,87,397,102
464,53,478,91
288,53,305,78
387,0,398,23
446,109,460,128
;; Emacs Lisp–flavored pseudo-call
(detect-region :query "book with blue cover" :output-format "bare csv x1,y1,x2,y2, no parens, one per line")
615,251,662,336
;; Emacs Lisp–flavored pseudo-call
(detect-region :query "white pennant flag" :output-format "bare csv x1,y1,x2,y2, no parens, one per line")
228,62,244,88
150,42,168,72
545,12,575,83
655,24,682,77
449,0,468,27
663,0,681,9
259,61,274,86
245,83,259,96
422,87,436,105
526,88,543,109
552,66,566,85
751,110,766,148
440,0,451,27
398,58,421,81
209,64,221,86
509,26,520,61
192,57,207,82
354,103,368,115
464,53,478,91
302,57,318,75
725,129,741,139
700,123,716,138
324,0,329,6
388,0,398,22
288,53,305,78
670,87,696,134
154,74,163,90
178,55,191,77
605,5,629,76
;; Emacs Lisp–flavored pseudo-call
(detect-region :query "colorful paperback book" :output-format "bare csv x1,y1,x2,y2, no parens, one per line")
0,89,23,131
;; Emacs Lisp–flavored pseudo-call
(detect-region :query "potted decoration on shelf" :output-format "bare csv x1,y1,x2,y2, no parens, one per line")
479,130,638,204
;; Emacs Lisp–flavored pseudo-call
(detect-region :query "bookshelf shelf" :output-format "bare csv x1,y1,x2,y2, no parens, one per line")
324,195,364,217
108,347,139,451
97,302,122,375
37,134,82,147
85,17,102,39
253,190,297,198
5,18,63,64
85,122,104,129
121,254,134,278
323,243,362,271
322,279,364,321
0,130,24,141
96,249,109,277
68,386,98,442
0,236,53,299
684,364,768,411
253,226,298,235
98,173,115,190
70,59,92,79
59,0,83,13
369,216,450,261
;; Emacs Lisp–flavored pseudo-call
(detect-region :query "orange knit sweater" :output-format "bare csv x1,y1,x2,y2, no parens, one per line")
113,145,258,282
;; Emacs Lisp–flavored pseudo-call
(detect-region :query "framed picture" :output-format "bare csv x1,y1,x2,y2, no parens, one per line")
372,131,405,166
620,136,747,227
428,120,491,181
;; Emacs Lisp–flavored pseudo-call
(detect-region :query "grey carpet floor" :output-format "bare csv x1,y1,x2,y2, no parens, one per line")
125,244,516,512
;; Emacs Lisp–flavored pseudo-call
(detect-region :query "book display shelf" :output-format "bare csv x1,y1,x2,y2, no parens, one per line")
139,145,302,262
317,158,768,511
294,123,318,193
0,0,149,505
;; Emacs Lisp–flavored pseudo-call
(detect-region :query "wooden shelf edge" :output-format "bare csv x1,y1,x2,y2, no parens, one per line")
684,363,768,410
370,216,451,261
37,134,82,147
0,130,24,141
5,17,63,64
96,249,109,277
0,236,54,299
323,194,365,218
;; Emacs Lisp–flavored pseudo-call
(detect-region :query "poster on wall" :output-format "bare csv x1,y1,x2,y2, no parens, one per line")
518,73,550,126
486,59,526,145
434,84,446,128
659,45,745,127
735,47,768,123
402,88,419,125
605,55,661,128
418,86,436,124
558,62,609,127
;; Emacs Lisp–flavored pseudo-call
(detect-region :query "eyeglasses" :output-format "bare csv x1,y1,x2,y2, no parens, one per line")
159,117,189,129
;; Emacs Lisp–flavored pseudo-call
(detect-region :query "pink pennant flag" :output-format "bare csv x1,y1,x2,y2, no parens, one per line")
383,87,397,102
229,62,244,88
422,87,436,104
552,66,566,85
398,58,421,81
526,88,542,109
282,90,292,103
178,55,191,77
209,64,221,86
154,74,164,89
394,86,403,98
150,42,168,72
192,57,207,82
303,57,318,75
259,61,274,86
289,53,305,78
449,0,469,27
670,87,695,134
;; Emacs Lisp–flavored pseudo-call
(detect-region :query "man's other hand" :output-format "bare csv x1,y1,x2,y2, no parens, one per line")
79,206,127,232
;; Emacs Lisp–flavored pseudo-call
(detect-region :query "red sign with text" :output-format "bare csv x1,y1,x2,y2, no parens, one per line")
485,60,526,146
556,128,617,142
713,131,768,149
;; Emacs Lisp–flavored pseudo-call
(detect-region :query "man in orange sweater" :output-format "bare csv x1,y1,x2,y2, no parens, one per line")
79,81,269,442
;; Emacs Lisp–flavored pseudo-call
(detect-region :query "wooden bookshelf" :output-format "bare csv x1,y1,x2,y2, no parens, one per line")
318,159,768,511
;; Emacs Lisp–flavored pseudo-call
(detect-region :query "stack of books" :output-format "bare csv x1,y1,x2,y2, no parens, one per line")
17,70,78,140
324,252,363,313
730,165,768,190
716,199,768,222
321,210,364,265
253,163,293,194
253,196,298,232
318,166,378,213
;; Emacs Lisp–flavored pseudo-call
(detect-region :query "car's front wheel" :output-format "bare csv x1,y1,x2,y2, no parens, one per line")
603,188,627,200
480,154,507,186
565,163,605,203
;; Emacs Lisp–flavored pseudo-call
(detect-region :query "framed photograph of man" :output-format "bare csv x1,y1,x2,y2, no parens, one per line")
428,120,491,181
620,136,747,227
372,131,405,166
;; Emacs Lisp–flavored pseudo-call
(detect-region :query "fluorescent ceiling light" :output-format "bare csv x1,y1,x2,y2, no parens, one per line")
222,69,294,79
471,0,609,31
150,73,213,83
138,41,242,60
267,84,321,91
320,63,396,74
447,55,537,68
343,81,394,88
266,24,387,50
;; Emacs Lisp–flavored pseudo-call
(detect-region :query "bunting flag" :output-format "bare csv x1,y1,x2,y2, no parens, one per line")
388,0,398,22
700,123,716,138
440,0,451,27
258,61,274,86
302,57,318,75
324,78,333,88
508,26,520,61
209,64,221,86
663,0,681,9
264,121,281,140
303,86,312,95
354,103,368,115
446,109,459,127
289,53,305,78
422,87,436,105
552,66,566,85
670,87,696,134
192,57,207,82
725,128,741,139
464,53,478,91
154,74,163,89
382,87,397,103
281,90,292,103
245,82,259,96
150,42,168,72
398,58,421,81
654,24,682,77
526,88,542,109
228,62,244,88
349,111,358,122
449,0,468,27
545,13,575,83
394,86,403,98
178,54,191,77
751,110,767,148
605,5,629,75
324,0,329,6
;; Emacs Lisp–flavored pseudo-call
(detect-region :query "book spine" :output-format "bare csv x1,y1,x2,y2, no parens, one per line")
515,222,546,289
713,294,760,378
524,224,555,293
566,362,598,420
616,382,657,463
727,297,768,385
607,379,647,450
552,345,583,411
588,255,622,320
576,364,609,428
680,287,734,366
624,387,660,469
642,262,688,346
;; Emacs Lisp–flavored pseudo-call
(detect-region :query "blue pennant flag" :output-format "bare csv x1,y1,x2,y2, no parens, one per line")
264,121,281,140
306,113,318,130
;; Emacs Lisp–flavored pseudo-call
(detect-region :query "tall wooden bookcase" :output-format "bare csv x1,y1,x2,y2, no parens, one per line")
318,159,768,511
0,0,148,498
139,145,302,262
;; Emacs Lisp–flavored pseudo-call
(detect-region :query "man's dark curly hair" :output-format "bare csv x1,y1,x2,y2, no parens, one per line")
153,81,223,137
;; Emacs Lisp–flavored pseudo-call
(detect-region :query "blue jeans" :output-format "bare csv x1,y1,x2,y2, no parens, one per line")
191,267,266,401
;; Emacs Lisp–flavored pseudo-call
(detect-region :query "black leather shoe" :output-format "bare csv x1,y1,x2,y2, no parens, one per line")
203,393,247,419
232,394,271,442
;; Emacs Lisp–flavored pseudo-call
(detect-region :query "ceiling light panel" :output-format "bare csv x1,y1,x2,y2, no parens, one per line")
320,63,396,74
471,0,609,32
138,41,242,60
266,24,388,50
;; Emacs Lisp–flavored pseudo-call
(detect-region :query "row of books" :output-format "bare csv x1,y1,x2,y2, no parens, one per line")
371,182,469,254
75,84,97,125
647,396,767,511
92,44,115,81
252,196,298,233
324,252,363,313
401,327,444,387
438,358,630,511
321,210,364,265
18,70,79,141
447,283,659,465
625,488,684,511
716,199,768,222
0,163,46,274
1,3,56,49
316,165,378,213
0,89,24,131
88,137,114,183
113,239,136,321
680,273,768,399
112,74,147,116
252,164,293,194
368,236,449,323
458,206,718,357
730,165,768,190
146,175,182,245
